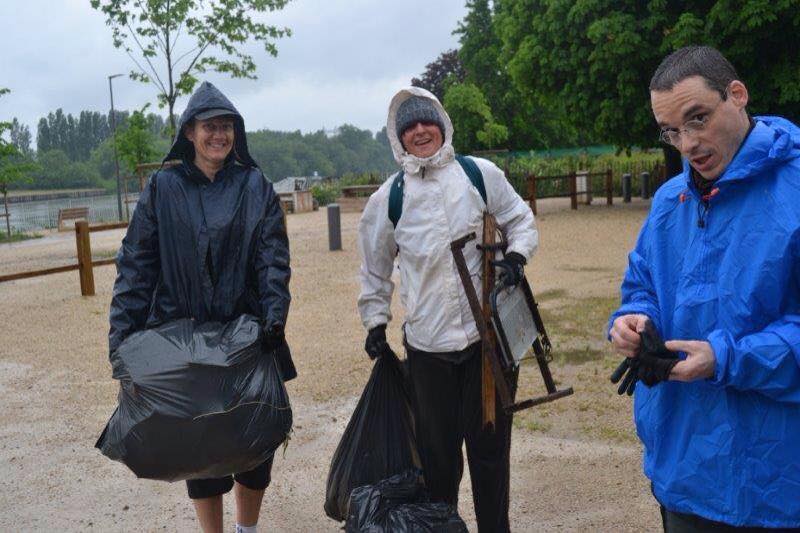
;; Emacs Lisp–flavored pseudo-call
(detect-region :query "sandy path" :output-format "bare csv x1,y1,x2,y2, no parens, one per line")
0,198,658,531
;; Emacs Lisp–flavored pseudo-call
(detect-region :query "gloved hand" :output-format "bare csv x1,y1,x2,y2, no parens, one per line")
610,320,678,394
262,323,286,353
636,321,679,386
492,251,527,288
364,324,393,360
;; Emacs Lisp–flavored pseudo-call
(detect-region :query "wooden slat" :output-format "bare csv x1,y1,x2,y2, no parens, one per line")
88,221,128,233
0,263,80,283
481,213,498,429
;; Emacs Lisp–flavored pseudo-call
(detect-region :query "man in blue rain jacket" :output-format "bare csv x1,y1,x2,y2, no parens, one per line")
609,46,800,530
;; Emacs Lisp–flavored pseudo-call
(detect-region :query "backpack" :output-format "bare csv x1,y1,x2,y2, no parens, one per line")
388,155,486,228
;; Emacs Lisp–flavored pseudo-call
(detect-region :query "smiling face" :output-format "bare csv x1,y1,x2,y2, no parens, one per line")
185,117,235,173
400,121,444,159
651,75,750,180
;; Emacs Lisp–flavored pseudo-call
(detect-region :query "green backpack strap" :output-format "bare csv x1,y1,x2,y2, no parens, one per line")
388,170,405,228
387,155,486,228
456,154,487,204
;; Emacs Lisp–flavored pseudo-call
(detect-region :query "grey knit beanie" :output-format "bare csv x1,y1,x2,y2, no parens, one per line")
395,96,445,140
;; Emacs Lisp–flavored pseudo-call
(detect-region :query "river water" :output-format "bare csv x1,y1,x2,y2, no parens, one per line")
2,193,138,233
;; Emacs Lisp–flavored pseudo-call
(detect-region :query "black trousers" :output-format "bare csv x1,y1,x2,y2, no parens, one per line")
406,341,516,533
186,456,273,500
661,506,800,532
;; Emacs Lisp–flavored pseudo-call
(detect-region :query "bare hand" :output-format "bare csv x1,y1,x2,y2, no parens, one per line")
610,314,650,358
664,340,716,381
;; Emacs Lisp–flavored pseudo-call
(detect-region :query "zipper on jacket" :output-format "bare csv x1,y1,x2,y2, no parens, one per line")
697,201,708,228
696,187,719,228
421,167,426,179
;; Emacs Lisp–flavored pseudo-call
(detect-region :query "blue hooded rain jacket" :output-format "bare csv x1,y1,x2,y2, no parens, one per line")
609,116,800,527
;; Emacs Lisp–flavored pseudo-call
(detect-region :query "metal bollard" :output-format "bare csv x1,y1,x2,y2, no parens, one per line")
622,173,632,203
640,171,651,200
327,203,342,251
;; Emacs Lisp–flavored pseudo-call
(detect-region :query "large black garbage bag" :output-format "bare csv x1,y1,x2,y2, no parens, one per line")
95,314,292,482
346,470,467,533
325,351,419,521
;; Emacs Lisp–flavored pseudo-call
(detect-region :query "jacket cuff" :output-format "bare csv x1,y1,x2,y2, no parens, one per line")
364,316,389,331
707,329,730,385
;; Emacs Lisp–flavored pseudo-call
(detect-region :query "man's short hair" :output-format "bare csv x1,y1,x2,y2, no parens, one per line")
649,45,740,99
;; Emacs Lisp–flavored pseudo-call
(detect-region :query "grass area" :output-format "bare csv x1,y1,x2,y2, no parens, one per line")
510,292,640,445
0,231,42,244
540,294,619,364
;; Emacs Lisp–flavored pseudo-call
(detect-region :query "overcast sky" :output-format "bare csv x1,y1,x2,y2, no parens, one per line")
0,0,467,140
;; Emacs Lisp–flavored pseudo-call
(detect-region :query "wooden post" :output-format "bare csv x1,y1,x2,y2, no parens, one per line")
75,220,95,296
569,172,578,210
481,213,498,430
527,175,537,215
606,169,613,205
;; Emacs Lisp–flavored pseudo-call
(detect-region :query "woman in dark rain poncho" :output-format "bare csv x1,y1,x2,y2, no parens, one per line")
108,81,294,533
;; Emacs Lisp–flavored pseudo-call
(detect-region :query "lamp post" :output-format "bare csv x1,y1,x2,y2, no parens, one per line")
108,73,124,221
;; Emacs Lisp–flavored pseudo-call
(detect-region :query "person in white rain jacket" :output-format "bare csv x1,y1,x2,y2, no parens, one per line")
357,86,538,532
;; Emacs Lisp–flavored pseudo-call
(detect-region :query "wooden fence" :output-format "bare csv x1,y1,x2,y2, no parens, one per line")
525,170,613,215
0,220,127,296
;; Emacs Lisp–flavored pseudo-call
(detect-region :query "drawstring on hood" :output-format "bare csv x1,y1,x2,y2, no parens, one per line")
386,87,455,175
164,81,259,169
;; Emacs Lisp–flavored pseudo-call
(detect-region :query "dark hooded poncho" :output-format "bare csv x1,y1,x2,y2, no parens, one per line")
109,81,296,381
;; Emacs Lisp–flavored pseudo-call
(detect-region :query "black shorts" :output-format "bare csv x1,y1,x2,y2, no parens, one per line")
186,456,274,500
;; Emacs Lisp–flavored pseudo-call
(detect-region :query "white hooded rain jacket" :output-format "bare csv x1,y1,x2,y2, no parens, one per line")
357,87,538,353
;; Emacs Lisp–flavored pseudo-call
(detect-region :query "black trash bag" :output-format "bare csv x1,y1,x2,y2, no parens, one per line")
346,470,467,533
325,350,419,522
95,314,292,482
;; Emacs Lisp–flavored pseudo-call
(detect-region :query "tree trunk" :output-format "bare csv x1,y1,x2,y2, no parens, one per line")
662,145,683,179
168,99,177,143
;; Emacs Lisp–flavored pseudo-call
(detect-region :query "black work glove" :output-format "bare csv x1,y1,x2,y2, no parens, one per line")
364,324,393,360
636,321,679,386
492,251,527,288
610,320,678,394
262,324,286,353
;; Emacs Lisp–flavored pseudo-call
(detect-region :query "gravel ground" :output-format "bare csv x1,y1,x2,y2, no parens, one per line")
0,198,659,532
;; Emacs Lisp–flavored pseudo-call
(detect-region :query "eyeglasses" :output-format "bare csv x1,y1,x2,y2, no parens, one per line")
658,92,727,147
200,122,234,135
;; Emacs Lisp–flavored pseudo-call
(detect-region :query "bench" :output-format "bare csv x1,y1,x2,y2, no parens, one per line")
337,184,381,213
57,207,89,232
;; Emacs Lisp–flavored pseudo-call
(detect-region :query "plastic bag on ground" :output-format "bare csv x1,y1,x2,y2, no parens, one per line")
95,314,292,482
346,470,467,533
325,350,419,521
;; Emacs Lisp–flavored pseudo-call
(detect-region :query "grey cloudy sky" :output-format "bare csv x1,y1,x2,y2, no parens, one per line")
0,0,467,138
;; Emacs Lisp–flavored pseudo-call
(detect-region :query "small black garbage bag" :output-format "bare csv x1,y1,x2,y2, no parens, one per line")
324,350,419,521
346,470,467,533
95,314,292,482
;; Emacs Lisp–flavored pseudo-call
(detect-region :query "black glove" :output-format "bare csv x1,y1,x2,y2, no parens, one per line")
262,324,286,353
610,320,678,395
492,251,527,288
636,321,679,386
365,324,393,360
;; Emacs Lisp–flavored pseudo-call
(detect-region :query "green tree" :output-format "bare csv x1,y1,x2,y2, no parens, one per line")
411,49,466,101
495,0,800,172
455,0,580,150
0,125,37,237
443,82,508,153
115,105,160,174
9,118,33,158
90,0,293,136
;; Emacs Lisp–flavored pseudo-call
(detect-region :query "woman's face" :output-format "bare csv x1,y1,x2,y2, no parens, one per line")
185,117,235,169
